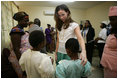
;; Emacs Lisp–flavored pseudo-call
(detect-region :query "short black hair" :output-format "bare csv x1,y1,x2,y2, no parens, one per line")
47,24,51,26
29,30,44,48
101,23,107,28
65,38,80,53
34,18,41,27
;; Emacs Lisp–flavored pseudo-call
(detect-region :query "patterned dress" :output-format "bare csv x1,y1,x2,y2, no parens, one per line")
9,25,30,77
20,32,32,54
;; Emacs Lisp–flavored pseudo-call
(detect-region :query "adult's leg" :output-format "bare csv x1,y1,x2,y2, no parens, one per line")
97,43,105,60
86,42,94,64
97,43,105,67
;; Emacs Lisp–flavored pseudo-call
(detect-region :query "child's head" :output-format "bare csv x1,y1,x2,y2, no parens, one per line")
54,4,74,31
29,30,45,50
65,38,80,57
28,21,34,28
51,27,54,31
34,18,41,27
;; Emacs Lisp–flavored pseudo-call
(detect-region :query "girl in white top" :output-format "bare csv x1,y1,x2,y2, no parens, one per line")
54,4,87,65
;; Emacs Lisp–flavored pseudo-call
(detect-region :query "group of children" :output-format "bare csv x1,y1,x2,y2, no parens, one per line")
19,30,91,78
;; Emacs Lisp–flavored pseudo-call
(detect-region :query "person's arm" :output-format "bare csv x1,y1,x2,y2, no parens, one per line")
19,53,25,71
10,34,21,60
55,31,59,61
95,37,105,43
96,29,106,42
74,26,87,66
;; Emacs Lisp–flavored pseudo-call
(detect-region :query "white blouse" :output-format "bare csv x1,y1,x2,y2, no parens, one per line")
58,22,79,54
19,49,54,78
98,28,107,43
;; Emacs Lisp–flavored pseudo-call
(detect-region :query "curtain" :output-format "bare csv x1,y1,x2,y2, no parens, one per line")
1,1,18,51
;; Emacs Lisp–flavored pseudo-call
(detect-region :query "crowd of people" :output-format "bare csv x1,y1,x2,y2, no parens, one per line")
1,4,117,78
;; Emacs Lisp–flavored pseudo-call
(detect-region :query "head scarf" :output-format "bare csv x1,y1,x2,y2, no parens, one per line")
108,6,117,16
13,11,29,21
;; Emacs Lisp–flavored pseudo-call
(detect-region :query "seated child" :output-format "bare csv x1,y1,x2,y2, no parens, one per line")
19,30,54,78
56,38,91,78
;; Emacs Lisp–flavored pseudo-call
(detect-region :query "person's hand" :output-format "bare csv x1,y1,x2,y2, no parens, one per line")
95,37,101,43
79,50,87,66
51,58,54,64
49,56,54,64
55,53,57,62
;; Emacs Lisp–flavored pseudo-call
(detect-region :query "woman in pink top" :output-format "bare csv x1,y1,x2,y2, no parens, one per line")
100,6,117,78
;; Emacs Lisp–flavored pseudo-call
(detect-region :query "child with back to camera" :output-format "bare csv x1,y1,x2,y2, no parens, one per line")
56,38,91,78
19,30,54,78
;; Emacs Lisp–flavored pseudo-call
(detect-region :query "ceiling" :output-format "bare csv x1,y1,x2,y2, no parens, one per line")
14,1,108,9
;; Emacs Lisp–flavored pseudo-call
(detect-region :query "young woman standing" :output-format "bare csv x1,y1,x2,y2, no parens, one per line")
54,4,87,65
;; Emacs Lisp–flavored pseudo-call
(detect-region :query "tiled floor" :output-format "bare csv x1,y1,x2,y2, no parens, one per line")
88,56,104,78
47,50,104,78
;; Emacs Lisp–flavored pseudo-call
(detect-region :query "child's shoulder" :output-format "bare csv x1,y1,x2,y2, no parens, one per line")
59,59,90,66
39,52,49,57
21,49,31,56
58,59,81,66
38,53,51,62
58,60,68,64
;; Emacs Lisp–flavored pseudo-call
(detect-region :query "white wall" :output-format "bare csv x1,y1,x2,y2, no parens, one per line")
19,1,116,37
19,6,86,31
86,1,116,38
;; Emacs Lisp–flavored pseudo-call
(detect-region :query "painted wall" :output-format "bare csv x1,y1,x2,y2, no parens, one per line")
19,1,117,38
19,6,86,31
1,1,117,51
86,1,117,38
